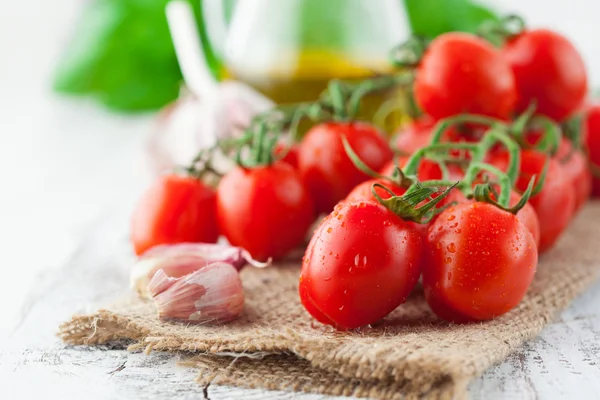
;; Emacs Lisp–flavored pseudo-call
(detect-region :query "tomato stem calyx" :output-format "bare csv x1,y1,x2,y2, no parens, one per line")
373,182,459,224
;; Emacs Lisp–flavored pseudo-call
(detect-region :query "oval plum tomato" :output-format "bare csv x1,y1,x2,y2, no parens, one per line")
515,150,575,253
131,175,219,256
555,138,591,212
585,104,600,197
299,201,423,329
503,29,588,121
298,122,393,214
274,143,299,168
415,33,516,120
424,202,538,323
216,162,315,261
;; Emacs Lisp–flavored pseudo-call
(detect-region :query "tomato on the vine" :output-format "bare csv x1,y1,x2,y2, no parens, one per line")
424,202,538,323
415,33,517,120
298,122,393,214
502,29,587,121
585,104,600,197
299,201,423,329
554,138,591,212
514,150,575,252
216,162,315,261
131,175,219,256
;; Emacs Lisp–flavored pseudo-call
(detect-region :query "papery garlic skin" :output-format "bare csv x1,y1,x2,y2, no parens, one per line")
148,262,244,324
130,243,252,298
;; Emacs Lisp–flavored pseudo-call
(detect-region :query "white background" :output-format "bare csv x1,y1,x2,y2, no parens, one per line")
1,0,599,339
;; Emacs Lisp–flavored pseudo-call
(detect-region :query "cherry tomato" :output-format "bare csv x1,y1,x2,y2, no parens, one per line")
131,175,219,256
274,143,300,168
344,179,434,237
216,162,315,261
585,104,600,197
298,122,393,214
515,150,575,253
299,201,423,329
424,202,538,322
415,33,516,120
503,29,587,121
555,138,591,212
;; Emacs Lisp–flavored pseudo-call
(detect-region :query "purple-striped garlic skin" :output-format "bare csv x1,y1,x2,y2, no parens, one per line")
130,243,249,298
147,262,244,324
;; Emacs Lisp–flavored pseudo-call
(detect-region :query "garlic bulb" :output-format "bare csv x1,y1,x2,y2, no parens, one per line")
130,243,268,298
148,262,244,324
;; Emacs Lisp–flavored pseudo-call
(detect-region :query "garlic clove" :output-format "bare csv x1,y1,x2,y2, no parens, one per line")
130,243,269,298
148,262,244,324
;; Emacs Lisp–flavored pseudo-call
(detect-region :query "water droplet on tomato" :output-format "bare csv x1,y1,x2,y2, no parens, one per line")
447,243,456,253
447,271,452,280
335,254,340,259
383,220,392,227
447,215,456,221
327,227,333,233
324,277,331,282
444,257,452,264
339,305,344,311
354,254,360,266
341,221,346,227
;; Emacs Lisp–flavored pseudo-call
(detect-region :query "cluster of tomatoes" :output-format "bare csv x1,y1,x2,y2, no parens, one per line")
130,16,600,331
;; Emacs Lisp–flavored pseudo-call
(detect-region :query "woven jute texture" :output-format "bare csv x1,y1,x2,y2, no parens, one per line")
60,204,600,400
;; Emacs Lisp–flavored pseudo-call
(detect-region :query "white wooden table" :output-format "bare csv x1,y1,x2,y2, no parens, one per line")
2,1,600,399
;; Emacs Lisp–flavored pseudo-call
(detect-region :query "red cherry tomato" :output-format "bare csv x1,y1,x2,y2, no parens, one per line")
299,201,423,329
424,202,538,322
274,143,300,168
502,29,587,121
554,138,592,212
515,150,575,253
415,33,516,120
585,104,600,197
131,175,219,256
298,122,393,214
216,162,315,261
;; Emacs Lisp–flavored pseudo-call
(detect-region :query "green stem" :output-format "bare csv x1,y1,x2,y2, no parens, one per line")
430,114,507,144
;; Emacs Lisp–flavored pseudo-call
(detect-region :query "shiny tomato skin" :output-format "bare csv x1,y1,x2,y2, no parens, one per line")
131,175,219,256
515,151,575,253
424,202,538,322
503,29,587,121
585,104,600,197
555,138,592,212
216,162,315,261
298,122,393,214
415,33,516,120
299,201,424,330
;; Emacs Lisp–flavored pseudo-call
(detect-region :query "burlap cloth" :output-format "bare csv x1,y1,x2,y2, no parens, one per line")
60,204,600,399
